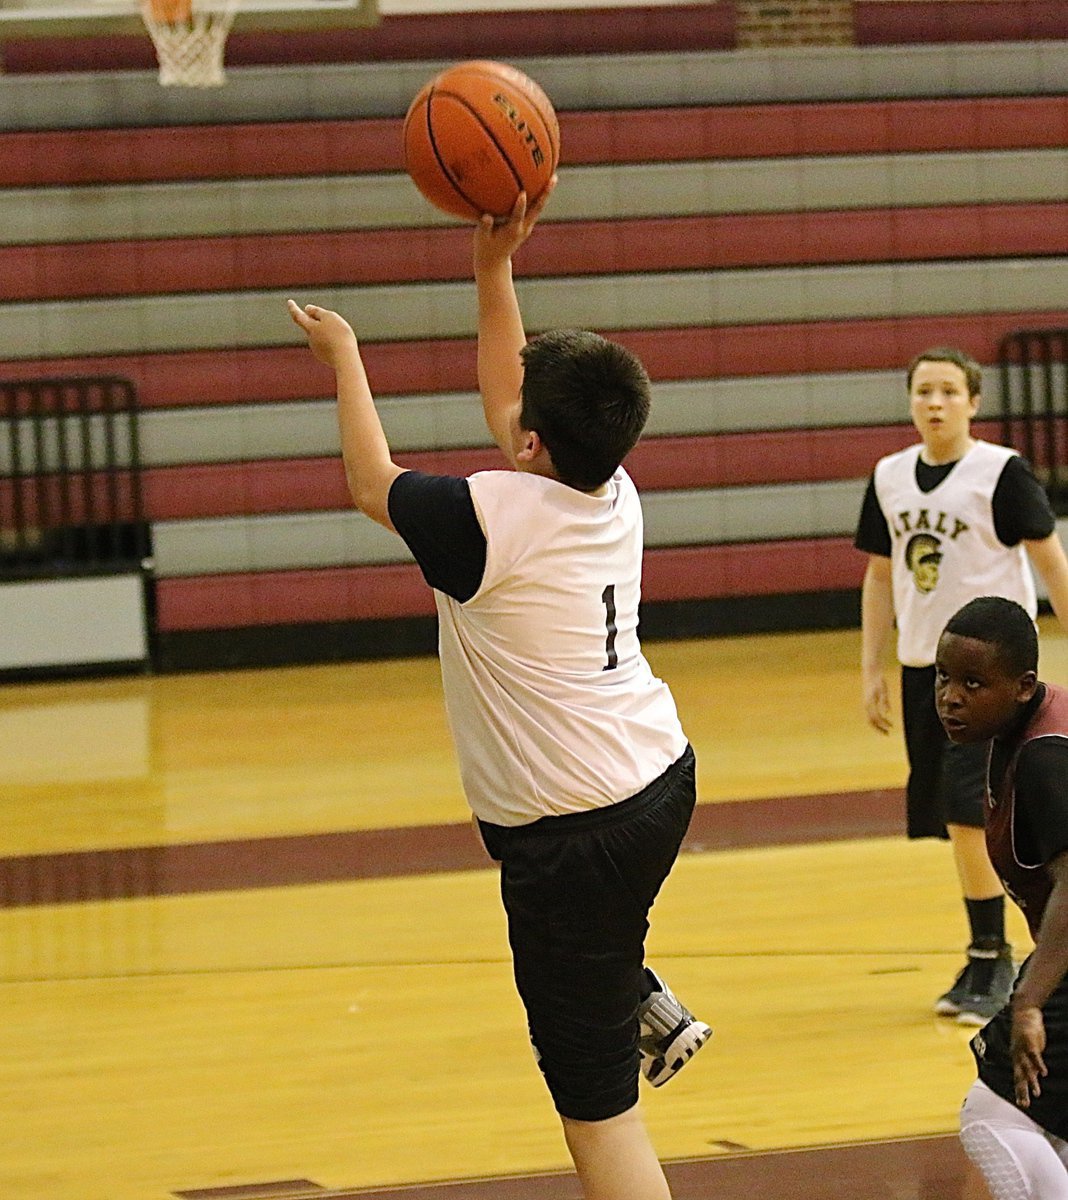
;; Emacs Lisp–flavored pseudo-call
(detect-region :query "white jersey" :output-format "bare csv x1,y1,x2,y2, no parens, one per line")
873,440,1037,666
434,467,688,826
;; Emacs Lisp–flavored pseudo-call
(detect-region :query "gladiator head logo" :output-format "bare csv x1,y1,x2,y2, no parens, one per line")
905,532,942,594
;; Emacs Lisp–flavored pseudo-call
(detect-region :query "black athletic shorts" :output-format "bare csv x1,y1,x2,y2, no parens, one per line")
971,956,1068,1140
477,745,697,1122
901,665,989,838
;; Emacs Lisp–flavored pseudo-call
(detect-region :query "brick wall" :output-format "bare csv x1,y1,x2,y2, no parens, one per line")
736,0,855,46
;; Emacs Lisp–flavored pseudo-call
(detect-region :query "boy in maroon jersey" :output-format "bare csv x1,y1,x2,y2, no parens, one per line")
935,596,1068,1197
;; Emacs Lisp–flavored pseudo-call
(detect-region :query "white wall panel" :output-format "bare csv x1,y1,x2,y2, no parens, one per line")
149,476,870,576
3,42,1066,131
4,150,1065,245
9,258,1065,361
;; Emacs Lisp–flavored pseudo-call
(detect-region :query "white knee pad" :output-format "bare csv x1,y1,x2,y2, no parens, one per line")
960,1081,1068,1200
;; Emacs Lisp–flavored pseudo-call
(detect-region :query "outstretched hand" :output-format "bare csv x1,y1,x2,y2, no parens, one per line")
473,176,557,271
287,299,359,368
1011,1005,1048,1107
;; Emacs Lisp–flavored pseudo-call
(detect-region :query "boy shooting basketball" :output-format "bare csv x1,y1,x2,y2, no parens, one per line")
287,187,709,1200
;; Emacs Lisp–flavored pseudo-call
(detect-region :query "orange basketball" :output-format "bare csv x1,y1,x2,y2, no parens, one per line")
403,60,560,223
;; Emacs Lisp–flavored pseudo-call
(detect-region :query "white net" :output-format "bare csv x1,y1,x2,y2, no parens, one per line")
140,0,237,87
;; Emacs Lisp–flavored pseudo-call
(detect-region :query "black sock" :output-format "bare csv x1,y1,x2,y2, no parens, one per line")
965,896,1006,949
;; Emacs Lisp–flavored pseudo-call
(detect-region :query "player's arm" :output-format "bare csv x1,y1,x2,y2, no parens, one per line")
287,300,403,531
1025,531,1068,633
474,183,555,460
860,554,895,733
1010,849,1068,1105
994,457,1068,631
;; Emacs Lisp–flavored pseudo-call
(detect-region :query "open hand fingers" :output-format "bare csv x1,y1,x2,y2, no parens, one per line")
526,174,557,223
1014,1052,1047,1106
870,704,893,734
509,190,528,225
286,298,320,332
864,686,893,734
1012,1009,1048,1107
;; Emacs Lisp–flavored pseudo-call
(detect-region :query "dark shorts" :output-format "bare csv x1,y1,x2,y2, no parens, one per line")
477,745,697,1122
901,665,990,838
971,956,1068,1141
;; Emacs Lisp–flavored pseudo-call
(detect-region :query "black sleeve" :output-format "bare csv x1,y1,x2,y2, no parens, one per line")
387,470,487,603
854,474,892,557
1014,737,1068,866
992,455,1056,546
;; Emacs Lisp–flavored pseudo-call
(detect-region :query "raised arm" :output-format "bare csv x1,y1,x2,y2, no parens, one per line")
474,183,555,460
287,300,403,530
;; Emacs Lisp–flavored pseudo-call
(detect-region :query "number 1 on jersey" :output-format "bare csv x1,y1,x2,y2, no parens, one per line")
601,584,618,671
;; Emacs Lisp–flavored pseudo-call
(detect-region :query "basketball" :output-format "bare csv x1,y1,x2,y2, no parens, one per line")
403,60,560,222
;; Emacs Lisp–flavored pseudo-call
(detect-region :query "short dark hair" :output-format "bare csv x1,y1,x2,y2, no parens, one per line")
943,596,1038,676
906,346,982,398
519,329,651,491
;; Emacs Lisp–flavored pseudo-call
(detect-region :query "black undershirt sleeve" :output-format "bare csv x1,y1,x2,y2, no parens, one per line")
854,474,892,557
387,470,488,603
991,455,1056,546
1013,737,1068,866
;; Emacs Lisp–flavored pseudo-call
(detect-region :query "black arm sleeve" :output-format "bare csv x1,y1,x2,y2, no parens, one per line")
992,455,1056,546
1014,737,1068,866
854,474,892,557
387,470,487,603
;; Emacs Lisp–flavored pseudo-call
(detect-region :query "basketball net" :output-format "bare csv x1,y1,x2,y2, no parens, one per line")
140,0,237,87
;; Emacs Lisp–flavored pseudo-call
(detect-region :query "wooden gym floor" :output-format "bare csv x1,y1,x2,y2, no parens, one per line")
3,619,1066,1200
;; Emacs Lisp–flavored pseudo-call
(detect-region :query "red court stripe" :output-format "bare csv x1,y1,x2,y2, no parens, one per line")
157,562,436,628
134,425,964,520
1,95,1066,186
2,1,1063,77
14,420,1012,521
8,422,1018,522
644,538,864,602
155,538,864,631
5,203,1067,302
3,311,1066,408
856,0,1068,45
3,426,915,524
138,429,902,519
0,789,906,907
0,3,730,77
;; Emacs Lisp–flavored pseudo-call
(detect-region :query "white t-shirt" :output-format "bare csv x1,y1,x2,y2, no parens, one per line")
392,467,687,825
873,441,1037,666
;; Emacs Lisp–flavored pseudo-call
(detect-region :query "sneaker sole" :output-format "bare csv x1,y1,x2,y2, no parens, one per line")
644,1021,712,1087
933,998,963,1016
956,1010,996,1027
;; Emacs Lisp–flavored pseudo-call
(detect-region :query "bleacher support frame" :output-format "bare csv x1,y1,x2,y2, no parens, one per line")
998,328,1068,515
0,375,155,678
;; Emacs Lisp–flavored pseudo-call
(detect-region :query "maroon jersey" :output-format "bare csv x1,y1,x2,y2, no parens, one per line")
986,683,1068,939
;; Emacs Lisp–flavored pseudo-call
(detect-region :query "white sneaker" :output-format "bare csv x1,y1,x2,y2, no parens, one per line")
638,968,712,1087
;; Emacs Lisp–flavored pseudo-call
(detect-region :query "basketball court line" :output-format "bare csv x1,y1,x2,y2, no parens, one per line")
0,787,902,908
172,1133,980,1199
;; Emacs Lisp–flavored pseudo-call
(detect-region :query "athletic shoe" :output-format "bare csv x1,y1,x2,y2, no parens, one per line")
933,958,976,1016
954,945,1016,1027
637,968,712,1087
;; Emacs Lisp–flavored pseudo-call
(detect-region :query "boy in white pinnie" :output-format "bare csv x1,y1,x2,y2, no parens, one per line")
288,185,709,1200
855,347,1068,1025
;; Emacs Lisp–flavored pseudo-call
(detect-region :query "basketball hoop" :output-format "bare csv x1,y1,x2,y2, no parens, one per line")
140,0,236,87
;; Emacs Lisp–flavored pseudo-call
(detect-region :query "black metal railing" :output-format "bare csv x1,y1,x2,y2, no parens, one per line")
998,329,1068,514
0,376,151,577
